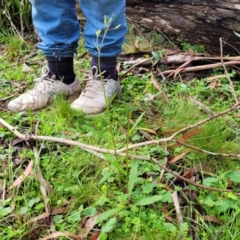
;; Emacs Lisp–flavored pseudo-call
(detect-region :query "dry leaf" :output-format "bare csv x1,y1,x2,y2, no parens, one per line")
119,124,128,135
162,204,174,222
40,231,82,240
90,231,101,240
182,164,202,179
151,72,169,102
135,38,140,51
29,212,50,223
151,72,162,91
207,75,226,81
11,137,25,147
176,129,202,144
136,127,156,135
139,129,154,141
79,214,100,238
161,185,173,191
202,215,223,225
168,150,190,164
8,160,33,190
209,79,221,90
51,207,67,215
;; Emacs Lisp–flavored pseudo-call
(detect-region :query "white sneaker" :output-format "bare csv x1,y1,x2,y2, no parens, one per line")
8,67,81,112
71,67,121,114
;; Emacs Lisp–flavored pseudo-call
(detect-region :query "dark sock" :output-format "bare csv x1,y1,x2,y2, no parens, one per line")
91,56,118,81
46,56,75,85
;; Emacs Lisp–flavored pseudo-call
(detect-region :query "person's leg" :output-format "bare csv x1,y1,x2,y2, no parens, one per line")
8,0,81,112
71,0,128,114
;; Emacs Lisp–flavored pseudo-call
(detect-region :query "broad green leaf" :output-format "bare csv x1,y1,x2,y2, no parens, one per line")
68,210,81,222
152,51,161,61
161,192,172,203
128,161,139,196
96,207,123,224
216,200,230,213
101,217,117,233
135,195,163,206
164,223,177,233
0,207,12,217
227,171,240,183
142,183,156,194
84,206,97,217
202,177,219,187
202,197,217,207
227,192,238,200
28,197,41,207
53,215,64,224
19,207,28,215
98,173,112,184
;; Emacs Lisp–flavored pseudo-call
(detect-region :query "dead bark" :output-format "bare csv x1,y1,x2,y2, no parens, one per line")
126,0,240,55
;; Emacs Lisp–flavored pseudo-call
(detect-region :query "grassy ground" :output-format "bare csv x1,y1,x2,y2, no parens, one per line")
0,28,240,240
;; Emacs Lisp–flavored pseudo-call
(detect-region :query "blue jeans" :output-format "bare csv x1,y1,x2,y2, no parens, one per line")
30,0,127,58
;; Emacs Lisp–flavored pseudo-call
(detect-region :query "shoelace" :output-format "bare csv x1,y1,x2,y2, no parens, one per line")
28,66,56,95
81,66,108,98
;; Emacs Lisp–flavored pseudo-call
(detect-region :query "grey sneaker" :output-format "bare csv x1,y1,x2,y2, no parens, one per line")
8,67,81,112
71,67,121,114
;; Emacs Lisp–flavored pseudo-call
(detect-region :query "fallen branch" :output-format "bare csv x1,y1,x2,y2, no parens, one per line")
123,55,240,67
1,117,239,194
1,102,239,157
160,60,240,76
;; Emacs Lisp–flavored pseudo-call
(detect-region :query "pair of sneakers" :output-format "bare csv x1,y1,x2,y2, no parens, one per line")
7,67,121,115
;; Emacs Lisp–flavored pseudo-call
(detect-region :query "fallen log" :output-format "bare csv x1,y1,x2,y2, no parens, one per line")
76,1,240,55
126,0,240,55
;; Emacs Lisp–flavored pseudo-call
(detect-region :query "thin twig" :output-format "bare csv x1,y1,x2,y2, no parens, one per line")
121,57,154,77
0,93,18,102
174,140,240,158
189,97,215,116
219,38,239,104
149,157,238,194
159,142,168,182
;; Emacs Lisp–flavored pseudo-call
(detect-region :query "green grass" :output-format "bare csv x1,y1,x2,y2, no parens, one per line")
0,30,240,240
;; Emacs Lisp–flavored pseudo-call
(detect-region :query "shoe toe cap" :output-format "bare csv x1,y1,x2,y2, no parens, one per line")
71,99,104,114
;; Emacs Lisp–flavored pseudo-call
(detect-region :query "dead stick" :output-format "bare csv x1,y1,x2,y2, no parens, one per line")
1,118,238,194
161,61,240,75
171,191,184,227
149,157,238,194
